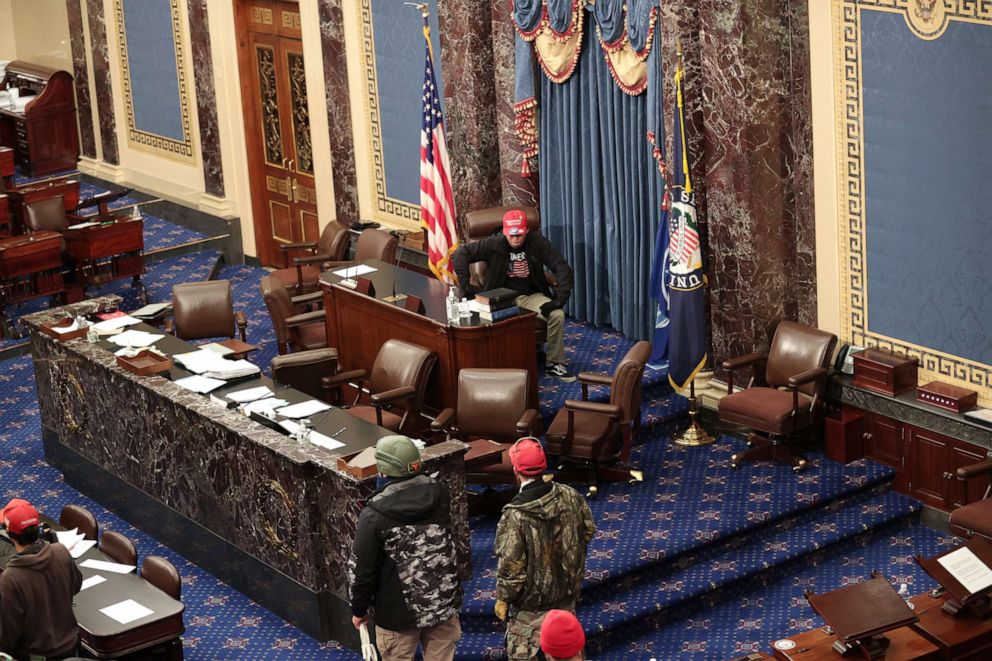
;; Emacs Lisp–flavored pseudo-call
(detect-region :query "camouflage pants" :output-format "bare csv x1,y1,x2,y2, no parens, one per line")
505,608,548,661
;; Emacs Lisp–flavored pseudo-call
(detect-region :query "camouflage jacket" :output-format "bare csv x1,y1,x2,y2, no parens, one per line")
494,480,595,612
350,474,463,631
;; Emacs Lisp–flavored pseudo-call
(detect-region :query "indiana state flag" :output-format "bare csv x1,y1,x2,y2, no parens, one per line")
667,60,707,393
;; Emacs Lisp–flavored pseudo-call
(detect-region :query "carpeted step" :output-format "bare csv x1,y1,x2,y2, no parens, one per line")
455,489,921,659
460,436,895,621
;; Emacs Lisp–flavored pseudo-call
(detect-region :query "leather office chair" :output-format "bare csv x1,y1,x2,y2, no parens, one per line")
431,368,542,482
167,280,247,342
545,340,651,496
324,338,437,436
60,504,98,541
718,320,838,472
260,275,327,355
24,195,70,233
271,220,351,295
322,227,398,271
139,555,184,660
948,455,992,542
271,347,356,405
99,530,137,566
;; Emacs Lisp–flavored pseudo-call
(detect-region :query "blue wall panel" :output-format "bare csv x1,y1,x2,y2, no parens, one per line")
371,0,444,205
861,11,992,364
121,0,185,142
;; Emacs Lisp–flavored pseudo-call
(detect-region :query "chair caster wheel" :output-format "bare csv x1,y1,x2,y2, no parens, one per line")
629,470,644,484
731,463,739,470
793,460,807,473
586,485,598,498
746,440,754,447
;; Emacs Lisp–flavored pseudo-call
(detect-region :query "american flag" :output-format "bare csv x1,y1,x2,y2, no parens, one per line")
419,17,458,284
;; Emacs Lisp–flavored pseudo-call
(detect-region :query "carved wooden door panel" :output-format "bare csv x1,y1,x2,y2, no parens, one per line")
238,0,318,266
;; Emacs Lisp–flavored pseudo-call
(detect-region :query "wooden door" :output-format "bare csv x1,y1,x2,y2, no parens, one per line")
864,412,907,491
237,0,318,266
946,437,989,510
907,425,950,508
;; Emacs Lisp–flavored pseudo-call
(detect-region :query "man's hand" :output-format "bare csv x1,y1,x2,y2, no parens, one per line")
352,615,368,629
494,599,508,621
539,301,560,318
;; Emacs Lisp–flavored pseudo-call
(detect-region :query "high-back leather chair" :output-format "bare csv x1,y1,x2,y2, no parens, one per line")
140,555,184,659
718,320,838,472
431,368,542,482
271,220,351,295
260,275,327,355
60,504,98,541
24,195,70,233
545,341,651,496
271,347,354,404
169,280,247,342
98,530,137,566
329,338,436,435
322,228,398,271
948,455,992,542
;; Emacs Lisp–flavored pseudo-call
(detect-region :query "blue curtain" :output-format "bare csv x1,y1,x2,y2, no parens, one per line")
539,10,663,340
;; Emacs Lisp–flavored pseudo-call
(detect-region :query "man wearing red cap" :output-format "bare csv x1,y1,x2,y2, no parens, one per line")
493,438,595,659
0,499,82,660
540,610,586,660
451,209,576,381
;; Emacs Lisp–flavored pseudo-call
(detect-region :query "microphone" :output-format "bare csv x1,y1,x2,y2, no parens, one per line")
383,231,407,304
296,405,337,444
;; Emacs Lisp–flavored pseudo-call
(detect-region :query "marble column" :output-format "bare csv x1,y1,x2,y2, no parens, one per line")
66,0,96,159
85,0,119,165
317,0,359,225
437,0,502,227
490,0,539,208
186,0,225,197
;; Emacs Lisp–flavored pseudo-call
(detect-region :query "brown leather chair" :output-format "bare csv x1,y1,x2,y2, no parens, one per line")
271,347,357,405
167,280,247,342
60,504,98,541
139,555,184,660
545,340,651,496
271,220,351,295
98,530,137,566
322,227,398,271
718,320,838,472
24,195,70,233
948,455,992,542
260,275,327,355
324,338,437,436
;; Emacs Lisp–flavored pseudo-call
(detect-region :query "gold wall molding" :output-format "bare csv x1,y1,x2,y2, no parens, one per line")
834,0,992,402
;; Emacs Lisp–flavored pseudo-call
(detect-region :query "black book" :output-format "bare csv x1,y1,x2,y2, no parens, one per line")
477,298,517,312
475,287,518,305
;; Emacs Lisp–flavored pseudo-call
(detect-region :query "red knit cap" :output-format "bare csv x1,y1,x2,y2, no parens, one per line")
540,609,585,658
4,502,39,535
508,437,546,476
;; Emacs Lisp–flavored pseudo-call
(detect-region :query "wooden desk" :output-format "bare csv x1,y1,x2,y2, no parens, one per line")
63,214,144,299
911,592,992,660
770,625,939,660
320,259,538,411
0,230,64,337
5,176,80,235
0,145,13,184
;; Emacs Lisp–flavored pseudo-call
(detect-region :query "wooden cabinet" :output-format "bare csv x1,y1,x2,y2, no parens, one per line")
828,403,989,512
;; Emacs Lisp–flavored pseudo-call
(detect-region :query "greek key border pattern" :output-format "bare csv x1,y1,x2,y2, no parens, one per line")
116,0,195,162
837,0,992,401
358,0,420,228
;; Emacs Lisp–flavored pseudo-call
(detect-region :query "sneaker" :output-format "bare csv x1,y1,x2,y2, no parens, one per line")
545,362,576,382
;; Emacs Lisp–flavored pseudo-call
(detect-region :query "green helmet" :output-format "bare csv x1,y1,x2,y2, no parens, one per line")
375,435,423,477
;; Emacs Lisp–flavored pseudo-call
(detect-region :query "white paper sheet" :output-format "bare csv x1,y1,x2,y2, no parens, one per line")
51,319,81,334
276,400,332,419
937,546,992,594
67,539,97,559
130,302,172,317
278,420,346,451
202,358,259,380
99,599,154,625
80,575,107,591
243,398,288,416
173,350,221,374
331,264,377,278
226,386,273,403
174,375,227,394
55,528,82,547
107,330,165,347
66,221,100,230
92,315,141,331
200,342,235,356
79,559,136,574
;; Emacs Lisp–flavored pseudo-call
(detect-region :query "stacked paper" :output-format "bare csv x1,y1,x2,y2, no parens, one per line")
226,386,273,403
276,400,332,419
243,397,288,416
108,330,165,348
54,528,97,559
173,350,260,380
174,375,227,394
92,315,141,332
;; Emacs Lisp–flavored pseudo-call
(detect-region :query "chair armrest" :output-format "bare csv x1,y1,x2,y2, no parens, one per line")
370,385,417,406
291,291,323,307
431,407,455,432
722,352,767,372
516,408,541,435
234,311,248,342
285,310,325,327
321,259,355,271
163,318,175,335
321,369,366,390
563,399,622,419
279,241,317,251
293,253,333,266
957,458,992,481
577,372,612,386
788,367,827,388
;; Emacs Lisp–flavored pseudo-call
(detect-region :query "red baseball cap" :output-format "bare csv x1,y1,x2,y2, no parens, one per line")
2,498,30,521
540,609,585,658
508,437,546,476
4,502,40,535
502,210,529,237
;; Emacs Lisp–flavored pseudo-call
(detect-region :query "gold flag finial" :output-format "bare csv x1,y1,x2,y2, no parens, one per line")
404,2,429,17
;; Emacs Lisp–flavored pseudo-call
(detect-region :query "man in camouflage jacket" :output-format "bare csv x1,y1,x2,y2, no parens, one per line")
494,438,596,660
350,435,462,660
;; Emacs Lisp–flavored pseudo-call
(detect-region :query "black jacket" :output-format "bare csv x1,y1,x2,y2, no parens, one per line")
350,474,462,631
452,233,574,306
